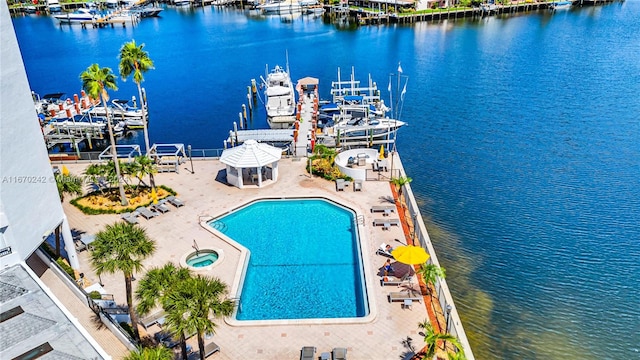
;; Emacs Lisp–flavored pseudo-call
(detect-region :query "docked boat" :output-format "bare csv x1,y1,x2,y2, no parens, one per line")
47,0,62,12
262,64,296,128
129,4,164,17
258,0,302,15
549,0,572,10
173,0,192,6
87,98,145,127
316,68,406,147
53,8,99,24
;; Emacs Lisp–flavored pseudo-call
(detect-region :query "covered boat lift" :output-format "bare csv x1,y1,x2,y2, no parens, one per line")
148,143,187,173
98,144,141,161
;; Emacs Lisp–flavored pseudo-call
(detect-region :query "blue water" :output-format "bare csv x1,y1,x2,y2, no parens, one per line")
186,251,219,267
209,199,367,320
12,3,640,358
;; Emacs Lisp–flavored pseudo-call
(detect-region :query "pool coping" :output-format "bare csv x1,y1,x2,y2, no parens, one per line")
199,195,378,326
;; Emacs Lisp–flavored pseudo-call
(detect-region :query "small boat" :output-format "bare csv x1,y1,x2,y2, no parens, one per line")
53,8,99,24
549,0,572,10
173,0,192,6
24,5,37,13
258,0,302,15
261,64,296,128
87,98,145,126
129,4,164,17
47,0,61,12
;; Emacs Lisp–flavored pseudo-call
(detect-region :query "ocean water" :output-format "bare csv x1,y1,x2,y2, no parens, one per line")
210,199,366,320
11,2,640,358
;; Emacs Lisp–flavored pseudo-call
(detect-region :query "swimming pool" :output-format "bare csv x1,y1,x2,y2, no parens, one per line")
209,198,368,321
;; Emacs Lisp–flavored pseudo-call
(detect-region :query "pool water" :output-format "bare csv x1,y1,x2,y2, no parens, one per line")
186,252,219,268
209,198,368,321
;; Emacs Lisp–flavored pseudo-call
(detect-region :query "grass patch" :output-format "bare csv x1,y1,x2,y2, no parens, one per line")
71,185,177,215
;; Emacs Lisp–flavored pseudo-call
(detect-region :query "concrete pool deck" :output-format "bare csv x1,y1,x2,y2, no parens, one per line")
58,155,429,359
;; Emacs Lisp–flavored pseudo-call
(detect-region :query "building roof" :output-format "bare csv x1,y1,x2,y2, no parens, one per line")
220,139,282,168
0,264,105,359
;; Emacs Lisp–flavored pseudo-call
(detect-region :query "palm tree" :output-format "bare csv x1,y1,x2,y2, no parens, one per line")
53,172,83,256
391,176,413,203
132,155,157,189
418,320,462,360
417,263,446,296
80,64,128,206
165,275,234,360
136,263,192,358
123,346,173,360
119,40,154,155
90,222,156,341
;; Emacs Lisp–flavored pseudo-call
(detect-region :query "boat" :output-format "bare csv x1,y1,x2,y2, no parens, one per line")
316,67,406,148
304,5,324,15
87,98,145,127
24,5,37,13
549,0,572,10
173,0,192,6
46,0,61,12
129,4,164,17
52,8,99,24
258,0,302,15
262,64,296,128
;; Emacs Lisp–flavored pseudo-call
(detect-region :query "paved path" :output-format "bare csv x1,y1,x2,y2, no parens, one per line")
54,156,430,359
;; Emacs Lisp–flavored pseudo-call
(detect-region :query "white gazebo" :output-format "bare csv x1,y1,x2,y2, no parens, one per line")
219,139,282,188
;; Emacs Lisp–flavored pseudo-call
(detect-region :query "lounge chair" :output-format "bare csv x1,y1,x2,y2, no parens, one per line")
140,311,166,330
120,212,139,224
137,207,159,219
380,273,412,286
332,347,347,360
387,291,422,303
336,179,346,191
74,239,87,252
373,218,400,230
204,342,220,358
166,195,184,207
371,205,395,216
151,202,170,214
353,179,362,191
300,346,316,360
375,243,394,258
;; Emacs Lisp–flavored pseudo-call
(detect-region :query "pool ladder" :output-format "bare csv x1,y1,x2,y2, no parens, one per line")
357,215,365,226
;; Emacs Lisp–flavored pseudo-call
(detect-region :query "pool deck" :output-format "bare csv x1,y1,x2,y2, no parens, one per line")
59,155,429,360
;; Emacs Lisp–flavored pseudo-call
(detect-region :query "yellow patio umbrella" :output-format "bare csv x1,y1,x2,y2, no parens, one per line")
61,165,69,176
391,245,430,265
150,187,158,204
379,145,385,160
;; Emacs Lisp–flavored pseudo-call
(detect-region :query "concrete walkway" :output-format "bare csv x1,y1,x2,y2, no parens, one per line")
53,156,429,359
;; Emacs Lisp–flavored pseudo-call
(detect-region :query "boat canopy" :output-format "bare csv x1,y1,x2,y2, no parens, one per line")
343,95,364,102
99,145,142,160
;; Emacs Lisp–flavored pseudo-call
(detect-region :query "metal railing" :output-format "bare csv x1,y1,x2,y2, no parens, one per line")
393,154,475,360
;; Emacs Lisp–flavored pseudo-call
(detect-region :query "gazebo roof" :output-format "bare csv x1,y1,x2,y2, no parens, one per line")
220,139,282,168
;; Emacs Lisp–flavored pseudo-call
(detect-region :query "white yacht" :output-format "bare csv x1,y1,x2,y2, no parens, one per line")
258,0,302,15
47,0,62,12
52,8,98,24
262,64,296,126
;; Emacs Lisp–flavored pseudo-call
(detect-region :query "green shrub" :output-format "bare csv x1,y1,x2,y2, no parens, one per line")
119,322,135,338
56,258,76,278
70,185,177,215
88,291,103,300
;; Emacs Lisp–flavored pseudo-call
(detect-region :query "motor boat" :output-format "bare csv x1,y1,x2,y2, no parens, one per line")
47,0,62,12
53,8,99,24
262,64,296,123
87,98,145,127
258,0,302,15
129,4,164,17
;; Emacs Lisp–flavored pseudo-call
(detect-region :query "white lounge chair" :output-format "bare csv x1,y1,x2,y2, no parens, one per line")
373,218,400,230
336,179,346,191
380,273,412,286
371,205,395,216
354,179,362,191
152,202,170,214
376,243,394,258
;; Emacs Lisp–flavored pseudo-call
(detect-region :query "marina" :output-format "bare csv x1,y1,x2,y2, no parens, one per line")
9,1,640,358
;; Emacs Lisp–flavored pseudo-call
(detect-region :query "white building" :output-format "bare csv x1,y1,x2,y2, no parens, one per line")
0,2,109,358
